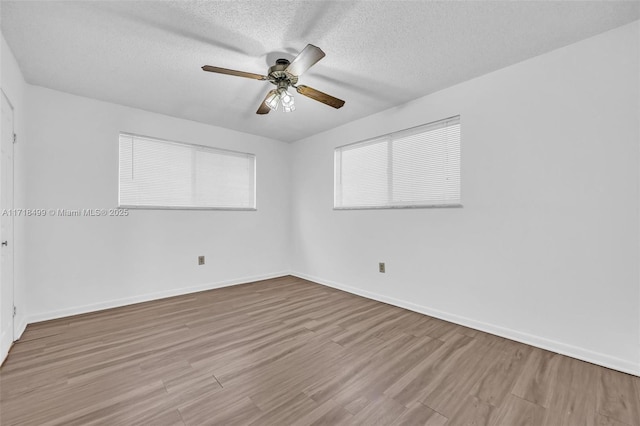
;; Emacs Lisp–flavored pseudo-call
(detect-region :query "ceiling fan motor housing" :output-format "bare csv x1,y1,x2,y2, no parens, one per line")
268,59,298,86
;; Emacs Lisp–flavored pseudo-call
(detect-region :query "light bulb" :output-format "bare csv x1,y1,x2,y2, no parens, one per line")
265,91,279,111
282,103,295,113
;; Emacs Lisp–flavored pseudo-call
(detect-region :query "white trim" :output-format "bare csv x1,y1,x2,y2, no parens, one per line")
15,314,27,340
0,90,16,368
1,314,26,365
26,271,289,324
291,271,640,377
0,329,10,366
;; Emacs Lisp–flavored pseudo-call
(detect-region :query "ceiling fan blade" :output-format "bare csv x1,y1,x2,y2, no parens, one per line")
257,90,276,115
202,65,266,80
296,85,345,109
285,44,325,77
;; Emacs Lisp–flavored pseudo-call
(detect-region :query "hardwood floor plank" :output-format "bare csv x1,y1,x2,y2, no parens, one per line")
290,398,340,426
446,395,496,426
344,396,371,415
384,333,475,407
178,393,261,426
42,380,168,426
303,333,415,404
490,394,545,426
419,316,464,342
332,308,404,345
391,401,448,426
161,364,222,395
543,356,599,426
249,392,319,425
596,413,634,426
511,347,561,408
228,333,345,409
421,336,508,416
470,340,532,406
597,367,640,425
333,336,445,407
351,396,407,425
307,404,355,426
1,276,638,426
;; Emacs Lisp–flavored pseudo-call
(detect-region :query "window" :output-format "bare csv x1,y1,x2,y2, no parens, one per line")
334,116,460,209
119,133,256,210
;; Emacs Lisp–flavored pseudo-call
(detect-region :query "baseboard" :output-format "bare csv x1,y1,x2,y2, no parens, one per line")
15,315,27,340
26,271,290,325
0,329,10,366
291,271,640,377
1,317,27,366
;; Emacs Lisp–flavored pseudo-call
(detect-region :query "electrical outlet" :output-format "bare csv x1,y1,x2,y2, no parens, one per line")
379,262,385,273
198,256,205,265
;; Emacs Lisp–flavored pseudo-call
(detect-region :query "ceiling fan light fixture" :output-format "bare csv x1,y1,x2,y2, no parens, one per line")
265,91,280,111
278,87,295,112
279,89,294,105
202,44,345,115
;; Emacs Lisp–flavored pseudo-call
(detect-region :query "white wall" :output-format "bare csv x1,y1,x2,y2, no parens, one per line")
291,22,640,375
1,34,28,361
24,86,291,321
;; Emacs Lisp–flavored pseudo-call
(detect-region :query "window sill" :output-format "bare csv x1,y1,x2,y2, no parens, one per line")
333,204,463,211
118,205,257,211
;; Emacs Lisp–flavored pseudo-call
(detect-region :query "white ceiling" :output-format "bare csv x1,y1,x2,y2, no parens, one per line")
1,1,638,143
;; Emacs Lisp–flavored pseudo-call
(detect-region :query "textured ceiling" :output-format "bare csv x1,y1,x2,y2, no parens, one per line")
1,1,638,142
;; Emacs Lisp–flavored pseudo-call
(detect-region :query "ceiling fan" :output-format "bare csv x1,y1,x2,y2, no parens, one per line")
202,44,345,114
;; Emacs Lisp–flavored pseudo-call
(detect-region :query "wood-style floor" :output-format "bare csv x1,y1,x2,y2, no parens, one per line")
1,276,638,425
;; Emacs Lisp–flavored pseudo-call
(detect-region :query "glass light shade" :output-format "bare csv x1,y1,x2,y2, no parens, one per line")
278,88,295,113
280,91,293,105
265,91,279,111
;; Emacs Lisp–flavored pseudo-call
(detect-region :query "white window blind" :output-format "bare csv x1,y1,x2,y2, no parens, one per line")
119,133,256,209
334,116,460,209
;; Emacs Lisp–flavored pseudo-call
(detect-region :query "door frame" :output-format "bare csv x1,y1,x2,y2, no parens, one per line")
0,88,15,363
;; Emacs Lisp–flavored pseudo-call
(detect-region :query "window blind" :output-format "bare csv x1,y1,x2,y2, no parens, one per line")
334,116,460,209
119,133,256,209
